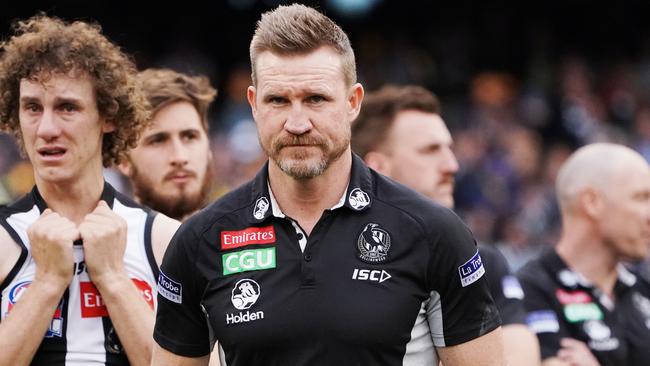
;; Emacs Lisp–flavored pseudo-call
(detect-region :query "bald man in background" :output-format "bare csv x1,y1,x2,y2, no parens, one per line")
517,143,650,366
352,85,541,366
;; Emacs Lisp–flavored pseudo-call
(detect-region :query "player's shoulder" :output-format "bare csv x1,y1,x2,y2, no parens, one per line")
372,170,461,228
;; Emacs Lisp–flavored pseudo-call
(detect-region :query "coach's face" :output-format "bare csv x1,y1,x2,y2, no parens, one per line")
248,46,363,180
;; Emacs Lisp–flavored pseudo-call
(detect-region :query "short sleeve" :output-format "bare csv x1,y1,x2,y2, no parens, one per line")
517,268,568,360
426,209,501,347
480,245,527,325
153,221,211,357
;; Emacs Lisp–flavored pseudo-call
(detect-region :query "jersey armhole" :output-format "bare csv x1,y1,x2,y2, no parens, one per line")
0,219,28,292
144,211,160,279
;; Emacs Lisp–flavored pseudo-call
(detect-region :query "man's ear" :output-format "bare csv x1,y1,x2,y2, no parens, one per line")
364,151,391,176
347,83,364,123
102,119,116,133
580,187,604,220
116,159,132,177
247,86,258,117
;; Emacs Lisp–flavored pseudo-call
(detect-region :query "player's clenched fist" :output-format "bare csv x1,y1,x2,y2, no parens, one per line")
78,200,128,285
27,208,79,288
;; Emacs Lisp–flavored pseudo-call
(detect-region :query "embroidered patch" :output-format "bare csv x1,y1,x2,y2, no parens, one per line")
556,289,592,305
348,188,370,210
253,197,270,220
458,250,485,287
222,248,276,275
526,310,560,333
158,272,182,304
563,303,603,323
502,275,524,299
221,226,276,250
356,223,391,263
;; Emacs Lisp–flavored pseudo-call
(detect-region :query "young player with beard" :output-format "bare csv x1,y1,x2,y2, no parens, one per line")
118,68,216,222
0,16,180,365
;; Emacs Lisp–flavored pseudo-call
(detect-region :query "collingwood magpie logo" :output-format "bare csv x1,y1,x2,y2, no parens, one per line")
357,223,391,263
253,197,270,220
227,279,264,325
348,188,370,210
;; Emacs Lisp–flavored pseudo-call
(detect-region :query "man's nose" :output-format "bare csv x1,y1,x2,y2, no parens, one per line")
284,104,312,135
36,108,62,140
170,137,189,166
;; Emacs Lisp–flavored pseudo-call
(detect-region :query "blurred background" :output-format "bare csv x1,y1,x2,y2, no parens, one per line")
3,0,650,268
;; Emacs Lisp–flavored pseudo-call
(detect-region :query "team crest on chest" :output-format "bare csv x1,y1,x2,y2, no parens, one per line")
357,223,391,263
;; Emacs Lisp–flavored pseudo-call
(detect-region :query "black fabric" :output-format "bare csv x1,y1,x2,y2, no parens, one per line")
517,248,650,365
154,153,501,365
480,245,527,325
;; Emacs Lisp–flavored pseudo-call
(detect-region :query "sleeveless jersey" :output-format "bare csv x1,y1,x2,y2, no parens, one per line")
0,183,159,365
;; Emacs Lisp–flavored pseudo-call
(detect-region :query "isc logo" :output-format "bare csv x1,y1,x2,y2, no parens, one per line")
352,269,391,283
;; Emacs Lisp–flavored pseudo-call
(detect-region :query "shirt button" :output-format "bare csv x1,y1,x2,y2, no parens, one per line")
297,232,304,240
304,253,312,261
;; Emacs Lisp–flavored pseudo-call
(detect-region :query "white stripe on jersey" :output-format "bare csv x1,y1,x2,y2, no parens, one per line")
401,291,442,365
1,195,157,365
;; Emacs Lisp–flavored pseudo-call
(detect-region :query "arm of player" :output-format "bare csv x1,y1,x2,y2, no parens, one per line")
80,201,159,366
0,211,76,366
152,343,209,366
437,327,506,366
502,323,541,366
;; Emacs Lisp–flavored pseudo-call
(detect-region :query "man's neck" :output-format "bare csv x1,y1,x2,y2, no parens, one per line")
556,225,619,298
35,168,106,225
268,151,351,235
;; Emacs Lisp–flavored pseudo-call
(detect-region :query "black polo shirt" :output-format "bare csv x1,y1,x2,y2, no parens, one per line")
154,154,501,366
480,245,527,326
517,249,650,365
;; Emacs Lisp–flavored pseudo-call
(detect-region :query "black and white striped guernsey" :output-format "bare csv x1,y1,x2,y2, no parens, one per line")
0,183,159,365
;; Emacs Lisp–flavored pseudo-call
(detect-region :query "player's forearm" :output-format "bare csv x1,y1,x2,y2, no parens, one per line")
0,279,67,366
438,327,506,366
96,273,154,366
502,324,541,366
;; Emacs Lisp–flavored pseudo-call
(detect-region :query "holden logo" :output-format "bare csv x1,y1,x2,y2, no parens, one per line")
231,279,261,310
348,188,370,210
357,223,391,263
253,197,270,220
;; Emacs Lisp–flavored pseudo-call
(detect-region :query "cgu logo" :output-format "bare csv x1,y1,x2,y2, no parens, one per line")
352,269,391,283
222,248,276,275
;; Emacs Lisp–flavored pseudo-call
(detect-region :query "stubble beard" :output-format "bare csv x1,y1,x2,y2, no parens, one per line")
266,131,349,180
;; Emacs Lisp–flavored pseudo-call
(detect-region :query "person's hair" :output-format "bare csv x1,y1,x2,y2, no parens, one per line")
351,84,441,158
249,4,356,86
137,68,217,133
0,15,149,167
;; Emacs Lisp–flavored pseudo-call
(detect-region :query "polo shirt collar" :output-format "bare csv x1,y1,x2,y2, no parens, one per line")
247,153,374,224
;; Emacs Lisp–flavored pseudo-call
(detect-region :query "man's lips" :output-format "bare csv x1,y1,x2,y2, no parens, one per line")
164,170,197,183
36,146,67,161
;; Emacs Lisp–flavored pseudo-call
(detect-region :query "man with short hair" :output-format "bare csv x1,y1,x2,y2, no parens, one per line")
517,143,650,365
118,68,216,221
152,4,505,366
352,84,541,366
0,16,179,365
